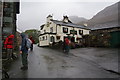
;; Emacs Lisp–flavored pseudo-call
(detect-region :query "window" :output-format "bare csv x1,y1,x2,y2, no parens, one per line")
39,37,41,41
79,30,83,35
50,27,53,33
44,30,46,33
3,27,12,34
3,12,11,17
47,22,49,27
3,22,11,27
63,27,68,33
50,36,55,42
42,36,45,41
70,30,77,35
39,31,41,34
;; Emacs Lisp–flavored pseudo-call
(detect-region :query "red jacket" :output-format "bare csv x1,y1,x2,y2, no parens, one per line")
29,36,35,44
65,38,70,45
4,34,14,49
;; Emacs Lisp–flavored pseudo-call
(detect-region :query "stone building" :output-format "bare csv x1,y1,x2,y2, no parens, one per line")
2,1,20,58
90,22,120,47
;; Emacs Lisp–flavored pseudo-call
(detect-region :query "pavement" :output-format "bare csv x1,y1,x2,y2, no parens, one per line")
6,45,120,78
70,47,120,74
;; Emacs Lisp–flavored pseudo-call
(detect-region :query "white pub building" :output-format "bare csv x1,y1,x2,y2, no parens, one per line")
39,15,90,46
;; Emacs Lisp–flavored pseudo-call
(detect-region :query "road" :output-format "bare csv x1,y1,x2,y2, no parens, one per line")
8,45,119,78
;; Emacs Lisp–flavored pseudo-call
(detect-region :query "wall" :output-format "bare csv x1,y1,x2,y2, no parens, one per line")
39,34,49,46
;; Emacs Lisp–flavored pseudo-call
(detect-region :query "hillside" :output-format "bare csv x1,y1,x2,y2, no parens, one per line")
69,2,119,28
87,2,119,28
69,16,88,25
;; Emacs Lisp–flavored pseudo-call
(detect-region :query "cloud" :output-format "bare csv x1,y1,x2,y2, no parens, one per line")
17,1,118,31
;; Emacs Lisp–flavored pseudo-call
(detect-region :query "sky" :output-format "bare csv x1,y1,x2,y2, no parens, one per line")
17,0,119,32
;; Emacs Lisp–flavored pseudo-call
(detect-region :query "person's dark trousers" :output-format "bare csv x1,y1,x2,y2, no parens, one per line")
30,44,33,51
21,52,28,68
7,48,13,60
66,45,69,53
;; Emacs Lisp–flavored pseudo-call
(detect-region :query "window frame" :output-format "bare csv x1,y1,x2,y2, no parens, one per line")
50,27,53,33
63,27,68,33
79,30,83,35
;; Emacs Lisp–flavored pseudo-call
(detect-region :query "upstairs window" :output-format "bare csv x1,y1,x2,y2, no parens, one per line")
42,36,45,41
39,37,41,41
63,27,68,33
47,22,49,27
79,30,83,35
50,27,53,33
44,30,46,33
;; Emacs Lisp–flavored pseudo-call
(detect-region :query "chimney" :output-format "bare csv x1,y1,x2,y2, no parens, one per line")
47,14,53,22
63,15,72,23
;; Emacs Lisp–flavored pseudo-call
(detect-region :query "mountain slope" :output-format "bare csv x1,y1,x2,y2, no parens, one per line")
69,16,88,24
87,2,119,27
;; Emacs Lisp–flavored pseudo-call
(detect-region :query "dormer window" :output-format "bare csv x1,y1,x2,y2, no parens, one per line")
63,16,72,23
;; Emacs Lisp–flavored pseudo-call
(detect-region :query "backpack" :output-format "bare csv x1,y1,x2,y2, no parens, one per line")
25,38,32,49
65,39,70,45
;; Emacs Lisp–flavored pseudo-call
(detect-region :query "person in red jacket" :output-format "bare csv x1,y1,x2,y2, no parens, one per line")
29,36,35,51
64,37,70,54
4,34,14,60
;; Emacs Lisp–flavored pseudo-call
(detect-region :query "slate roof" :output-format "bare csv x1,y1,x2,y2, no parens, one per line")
40,24,45,30
90,21,120,30
51,20,90,30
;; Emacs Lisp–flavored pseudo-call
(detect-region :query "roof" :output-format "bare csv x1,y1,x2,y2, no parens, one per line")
51,20,90,30
47,15,52,18
90,21,119,30
40,24,45,30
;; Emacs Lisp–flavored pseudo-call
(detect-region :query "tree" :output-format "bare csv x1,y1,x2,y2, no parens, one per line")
24,29,39,44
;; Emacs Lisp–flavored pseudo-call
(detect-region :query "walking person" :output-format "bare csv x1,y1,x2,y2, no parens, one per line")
20,33,28,70
29,36,35,51
63,37,70,54
4,34,14,60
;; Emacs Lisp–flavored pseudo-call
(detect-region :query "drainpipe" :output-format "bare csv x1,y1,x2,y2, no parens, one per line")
56,24,57,34
0,0,3,59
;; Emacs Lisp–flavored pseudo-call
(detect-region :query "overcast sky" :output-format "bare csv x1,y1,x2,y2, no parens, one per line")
17,0,119,32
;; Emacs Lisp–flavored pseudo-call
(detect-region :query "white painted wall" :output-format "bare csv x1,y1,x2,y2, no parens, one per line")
39,34,49,46
39,16,90,46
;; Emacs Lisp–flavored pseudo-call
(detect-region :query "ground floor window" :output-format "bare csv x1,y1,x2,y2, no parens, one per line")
50,36,55,42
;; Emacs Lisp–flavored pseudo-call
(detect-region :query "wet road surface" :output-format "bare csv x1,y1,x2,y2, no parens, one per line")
8,45,119,78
